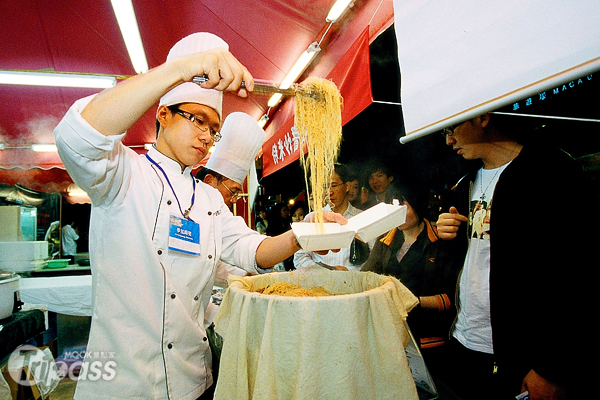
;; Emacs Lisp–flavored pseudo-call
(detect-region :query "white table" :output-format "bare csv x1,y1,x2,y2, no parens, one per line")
19,275,92,317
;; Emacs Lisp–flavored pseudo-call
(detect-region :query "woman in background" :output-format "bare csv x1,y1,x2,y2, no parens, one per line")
290,201,306,223
362,180,459,377
255,206,268,235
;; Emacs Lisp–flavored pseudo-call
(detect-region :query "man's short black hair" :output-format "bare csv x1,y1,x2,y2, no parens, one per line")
195,167,225,182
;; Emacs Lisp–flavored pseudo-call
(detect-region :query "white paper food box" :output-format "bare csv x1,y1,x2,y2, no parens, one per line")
292,201,407,252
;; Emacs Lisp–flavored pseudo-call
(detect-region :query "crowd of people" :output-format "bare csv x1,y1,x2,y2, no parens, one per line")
250,114,593,399
53,29,593,400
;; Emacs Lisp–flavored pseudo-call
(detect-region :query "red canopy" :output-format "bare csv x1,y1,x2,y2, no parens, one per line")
262,27,373,176
0,0,393,191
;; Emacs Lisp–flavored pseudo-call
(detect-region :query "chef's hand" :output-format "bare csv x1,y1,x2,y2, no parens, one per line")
436,206,468,240
334,266,348,271
302,211,348,255
176,47,254,97
303,210,348,225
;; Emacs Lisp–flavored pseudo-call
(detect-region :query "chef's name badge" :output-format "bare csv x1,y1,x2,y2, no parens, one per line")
168,215,200,256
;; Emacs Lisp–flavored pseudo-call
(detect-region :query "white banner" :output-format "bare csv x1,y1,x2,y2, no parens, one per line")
393,0,600,142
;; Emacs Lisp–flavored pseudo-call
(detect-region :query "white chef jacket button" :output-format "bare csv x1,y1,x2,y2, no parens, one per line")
207,211,212,216
170,293,176,299
157,249,163,255
167,200,172,205
167,343,173,349
208,255,213,259
194,295,199,301
203,337,208,342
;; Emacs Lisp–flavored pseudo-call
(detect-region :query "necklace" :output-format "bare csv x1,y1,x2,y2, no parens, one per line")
479,167,503,201
479,143,519,201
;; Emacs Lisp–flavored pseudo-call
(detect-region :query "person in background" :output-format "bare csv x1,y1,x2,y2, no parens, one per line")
282,201,307,271
362,161,397,209
196,111,265,394
290,201,306,223
53,32,346,400
61,220,79,264
196,111,265,289
266,202,294,271
266,202,291,237
294,163,367,271
196,111,263,214
254,206,268,235
361,179,458,377
195,112,256,213
435,113,593,400
345,168,362,209
346,162,371,210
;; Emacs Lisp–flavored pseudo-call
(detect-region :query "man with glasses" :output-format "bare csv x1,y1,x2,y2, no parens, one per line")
196,111,265,290
53,32,345,400
294,163,369,271
436,113,593,399
196,112,262,212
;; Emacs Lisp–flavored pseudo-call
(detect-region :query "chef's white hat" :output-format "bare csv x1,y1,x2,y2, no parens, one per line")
159,32,228,120
206,112,265,184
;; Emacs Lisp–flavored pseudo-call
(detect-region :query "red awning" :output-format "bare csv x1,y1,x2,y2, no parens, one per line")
0,0,393,189
262,27,373,176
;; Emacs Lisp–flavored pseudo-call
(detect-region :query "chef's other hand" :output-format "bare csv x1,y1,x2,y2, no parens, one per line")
177,47,254,97
334,266,348,271
303,210,348,225
436,206,468,240
303,211,348,254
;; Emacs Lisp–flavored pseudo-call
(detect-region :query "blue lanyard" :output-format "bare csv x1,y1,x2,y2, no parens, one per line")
145,153,196,219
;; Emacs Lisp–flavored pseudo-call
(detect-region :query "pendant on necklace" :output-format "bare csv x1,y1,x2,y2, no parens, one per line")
480,193,486,201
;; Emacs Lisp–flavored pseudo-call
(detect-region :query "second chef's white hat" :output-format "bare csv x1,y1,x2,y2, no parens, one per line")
206,112,265,184
159,32,228,121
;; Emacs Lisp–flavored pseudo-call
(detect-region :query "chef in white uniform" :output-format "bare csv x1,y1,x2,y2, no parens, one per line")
199,111,265,295
54,32,345,400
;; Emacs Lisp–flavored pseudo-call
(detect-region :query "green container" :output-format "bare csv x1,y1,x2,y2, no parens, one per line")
46,259,70,269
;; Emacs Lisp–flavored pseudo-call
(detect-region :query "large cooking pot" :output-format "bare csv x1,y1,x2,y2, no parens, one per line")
0,271,21,320
213,268,420,400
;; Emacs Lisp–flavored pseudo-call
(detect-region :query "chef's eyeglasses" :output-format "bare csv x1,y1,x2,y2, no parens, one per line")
170,107,221,142
221,180,245,203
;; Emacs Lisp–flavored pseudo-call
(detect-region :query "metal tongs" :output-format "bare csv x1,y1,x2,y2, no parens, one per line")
315,261,337,271
192,75,318,99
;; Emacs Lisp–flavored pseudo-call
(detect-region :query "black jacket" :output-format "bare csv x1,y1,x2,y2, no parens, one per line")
439,143,594,389
362,219,459,349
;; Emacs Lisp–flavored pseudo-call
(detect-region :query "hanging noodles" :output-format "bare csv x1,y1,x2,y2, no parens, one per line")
295,77,343,233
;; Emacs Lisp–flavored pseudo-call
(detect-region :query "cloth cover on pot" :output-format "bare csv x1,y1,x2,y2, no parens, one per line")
213,268,420,400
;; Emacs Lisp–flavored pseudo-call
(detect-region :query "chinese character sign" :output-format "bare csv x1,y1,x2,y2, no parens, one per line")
267,125,301,167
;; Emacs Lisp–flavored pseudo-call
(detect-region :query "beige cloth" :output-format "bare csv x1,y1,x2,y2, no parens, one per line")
213,268,420,400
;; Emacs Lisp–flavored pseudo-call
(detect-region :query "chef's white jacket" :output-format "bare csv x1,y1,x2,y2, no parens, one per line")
54,95,267,400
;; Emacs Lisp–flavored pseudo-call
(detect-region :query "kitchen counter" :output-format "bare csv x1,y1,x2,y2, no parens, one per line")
19,276,92,317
